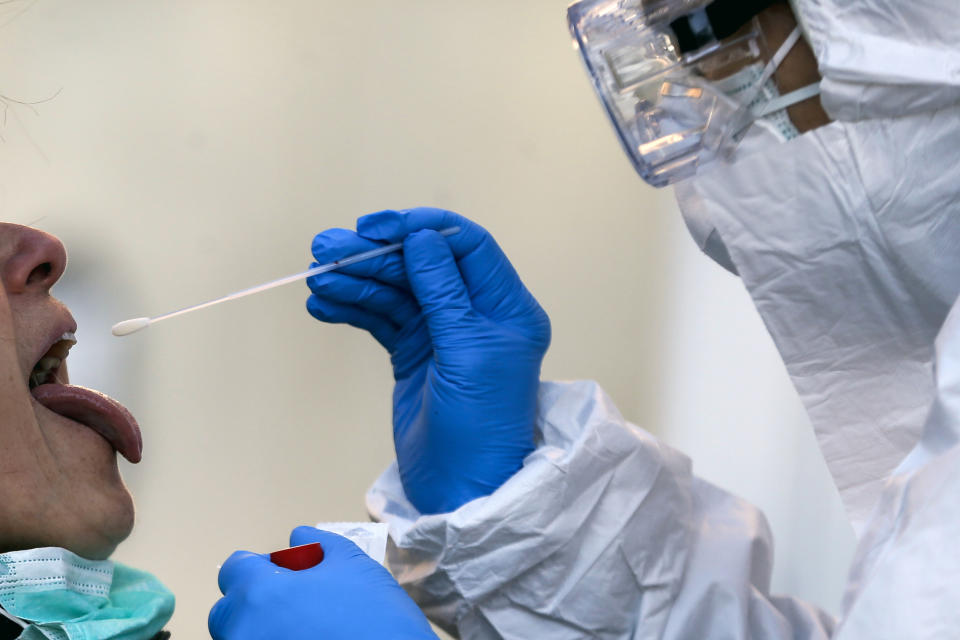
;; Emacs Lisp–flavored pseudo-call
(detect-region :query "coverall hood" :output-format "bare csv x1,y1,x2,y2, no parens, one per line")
675,0,960,530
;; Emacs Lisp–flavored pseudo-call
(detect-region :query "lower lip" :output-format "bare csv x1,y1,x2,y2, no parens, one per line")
30,384,143,463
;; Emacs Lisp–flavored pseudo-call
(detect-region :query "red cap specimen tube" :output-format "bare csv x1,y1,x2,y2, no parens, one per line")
269,543,324,571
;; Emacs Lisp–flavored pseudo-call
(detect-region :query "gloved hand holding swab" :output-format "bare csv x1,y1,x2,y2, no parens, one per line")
111,226,461,337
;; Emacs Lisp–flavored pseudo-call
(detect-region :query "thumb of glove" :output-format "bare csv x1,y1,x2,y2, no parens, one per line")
403,229,473,337
289,526,365,559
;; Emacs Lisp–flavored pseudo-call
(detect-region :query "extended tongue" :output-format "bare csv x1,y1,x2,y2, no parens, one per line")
31,384,143,463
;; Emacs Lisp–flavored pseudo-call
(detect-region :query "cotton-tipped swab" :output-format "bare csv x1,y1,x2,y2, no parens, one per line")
111,226,461,337
112,317,151,336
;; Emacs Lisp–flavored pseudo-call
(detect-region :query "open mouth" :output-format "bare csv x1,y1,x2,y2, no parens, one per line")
28,332,143,464
28,332,75,389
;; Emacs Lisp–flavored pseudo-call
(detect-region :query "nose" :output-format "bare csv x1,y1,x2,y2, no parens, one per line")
2,225,68,294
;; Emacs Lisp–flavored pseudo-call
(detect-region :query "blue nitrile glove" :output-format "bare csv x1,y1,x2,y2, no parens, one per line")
307,208,551,514
209,527,437,640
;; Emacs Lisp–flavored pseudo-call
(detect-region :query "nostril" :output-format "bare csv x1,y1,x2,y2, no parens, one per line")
26,262,53,286
1,226,67,294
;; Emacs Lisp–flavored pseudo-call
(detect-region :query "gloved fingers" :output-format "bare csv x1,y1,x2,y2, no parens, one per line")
289,526,359,553
311,227,409,290
289,525,326,547
217,550,270,595
306,271,420,328
402,230,474,336
357,208,483,258
207,597,233,640
358,208,537,321
306,295,398,350
289,527,371,567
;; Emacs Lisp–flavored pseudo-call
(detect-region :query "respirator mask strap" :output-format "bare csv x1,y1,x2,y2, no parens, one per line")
717,26,820,152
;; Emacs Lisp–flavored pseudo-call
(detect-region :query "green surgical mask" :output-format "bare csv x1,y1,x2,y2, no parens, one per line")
0,547,174,640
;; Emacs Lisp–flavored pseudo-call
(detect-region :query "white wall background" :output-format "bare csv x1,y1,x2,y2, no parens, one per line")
0,0,855,636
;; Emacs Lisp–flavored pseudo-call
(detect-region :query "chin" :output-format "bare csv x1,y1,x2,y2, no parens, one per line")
0,476,136,560
62,487,136,561
86,492,136,560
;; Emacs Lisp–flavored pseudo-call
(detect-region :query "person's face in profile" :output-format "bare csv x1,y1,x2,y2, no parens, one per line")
0,224,135,560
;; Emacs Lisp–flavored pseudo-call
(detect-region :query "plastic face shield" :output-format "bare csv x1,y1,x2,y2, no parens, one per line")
568,0,775,187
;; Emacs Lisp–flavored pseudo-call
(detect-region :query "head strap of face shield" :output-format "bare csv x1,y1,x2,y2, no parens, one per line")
669,0,780,53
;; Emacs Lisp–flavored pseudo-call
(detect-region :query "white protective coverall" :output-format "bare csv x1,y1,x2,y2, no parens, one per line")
366,1,960,638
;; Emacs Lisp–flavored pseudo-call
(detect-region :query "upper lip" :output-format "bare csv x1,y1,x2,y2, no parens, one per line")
28,315,78,386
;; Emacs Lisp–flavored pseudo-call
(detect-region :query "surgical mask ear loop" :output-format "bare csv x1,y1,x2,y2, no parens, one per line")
715,26,819,155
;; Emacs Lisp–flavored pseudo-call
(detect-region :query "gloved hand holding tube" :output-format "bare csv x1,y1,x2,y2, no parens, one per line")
307,208,551,514
209,527,437,640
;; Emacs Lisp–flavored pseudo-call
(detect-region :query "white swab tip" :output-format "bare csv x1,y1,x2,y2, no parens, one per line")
112,317,151,337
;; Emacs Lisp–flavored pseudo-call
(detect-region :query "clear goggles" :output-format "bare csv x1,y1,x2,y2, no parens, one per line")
568,0,820,187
